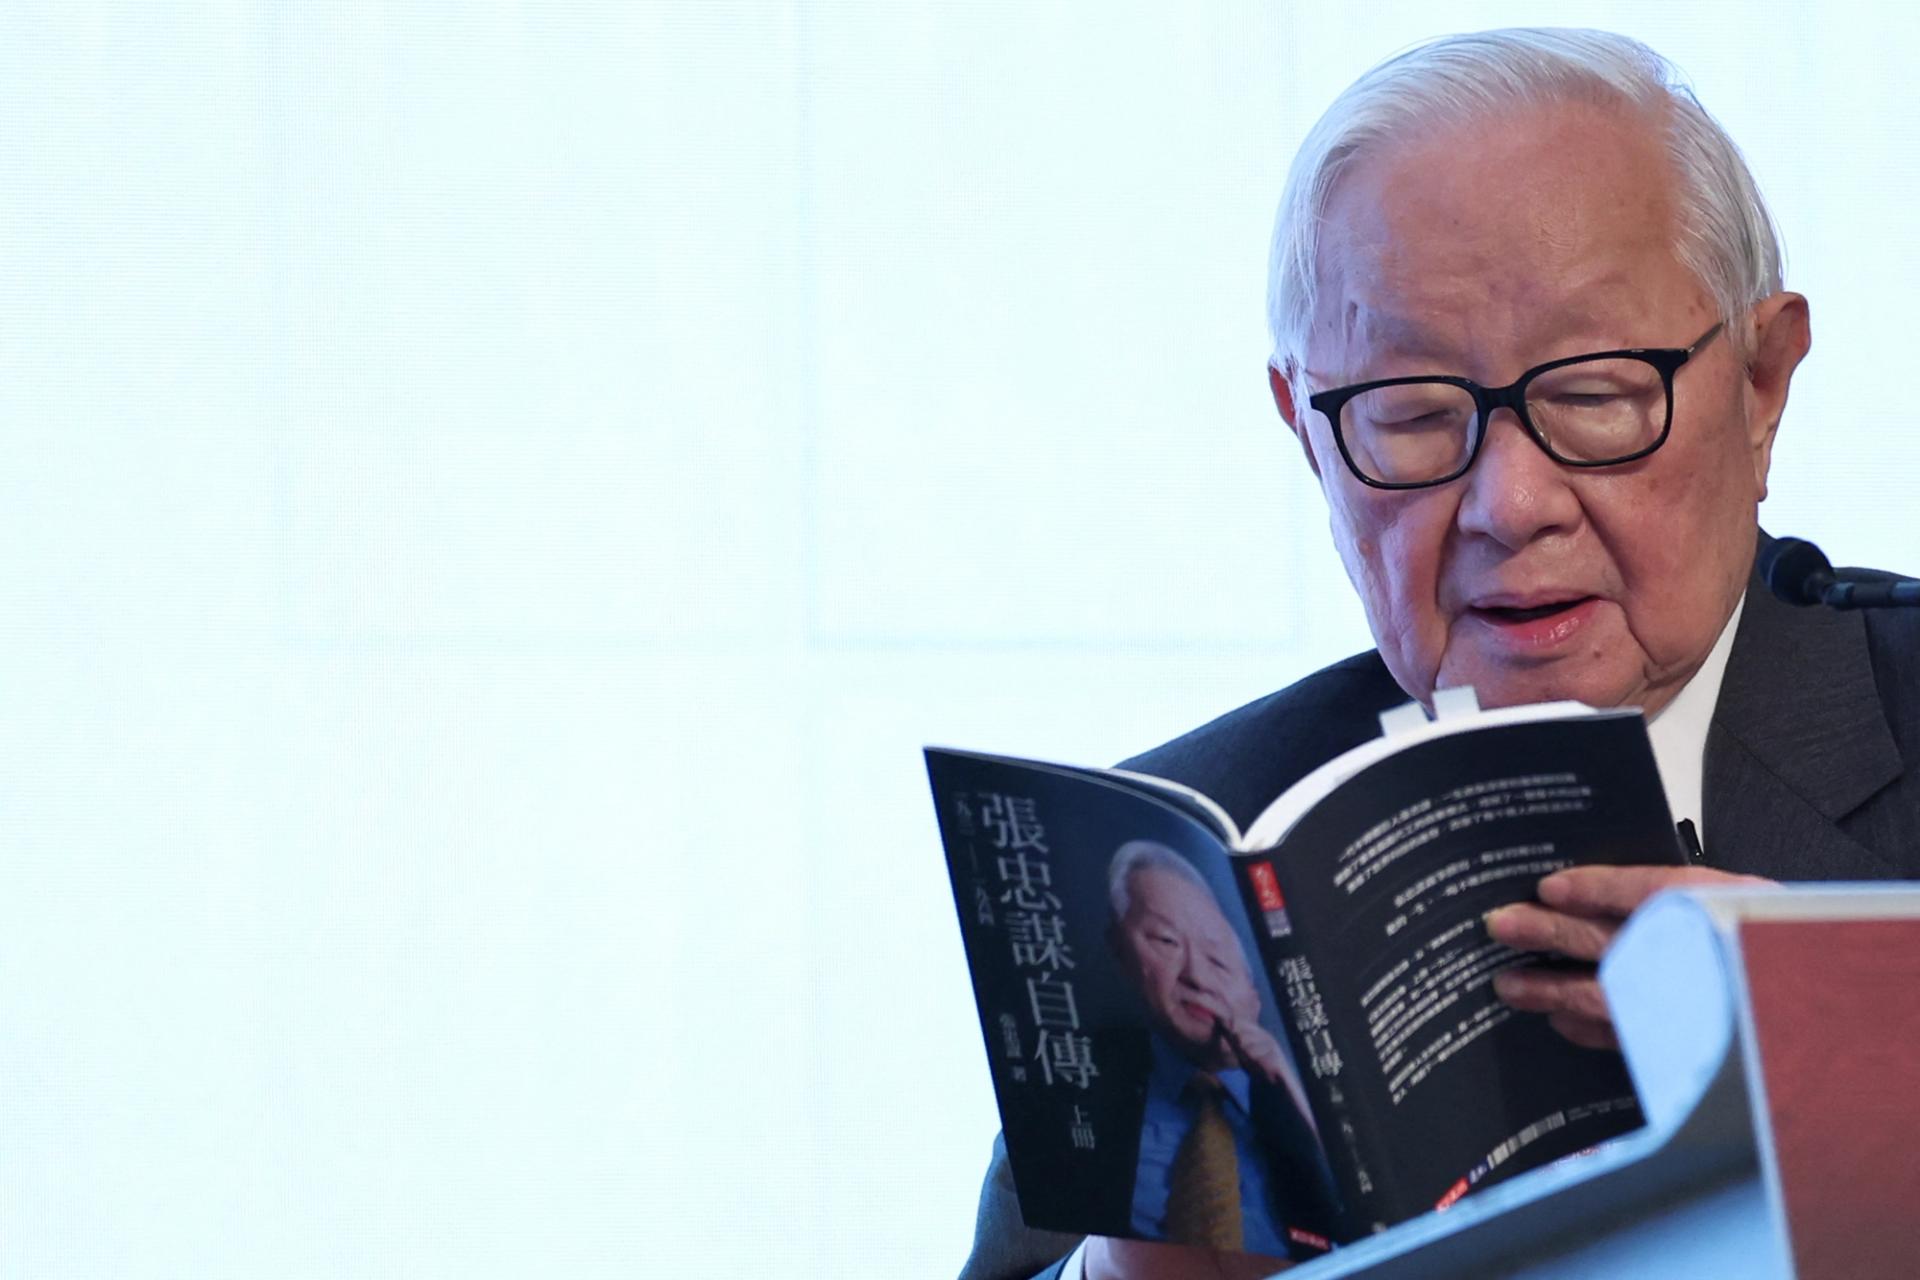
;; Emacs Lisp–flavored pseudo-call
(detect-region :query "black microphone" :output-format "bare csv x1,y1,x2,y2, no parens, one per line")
1759,536,1834,606
1760,536,1920,610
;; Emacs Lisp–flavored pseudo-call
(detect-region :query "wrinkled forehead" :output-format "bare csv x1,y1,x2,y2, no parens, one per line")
1126,868,1238,943
1307,101,1693,370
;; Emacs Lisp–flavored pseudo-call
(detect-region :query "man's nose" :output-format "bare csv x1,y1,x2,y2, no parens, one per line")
1175,945,1204,984
1454,407,1583,548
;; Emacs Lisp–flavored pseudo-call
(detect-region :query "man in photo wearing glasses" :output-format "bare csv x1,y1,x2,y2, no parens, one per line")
960,26,1920,1280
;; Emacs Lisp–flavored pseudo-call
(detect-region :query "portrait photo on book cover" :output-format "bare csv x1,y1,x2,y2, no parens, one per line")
931,746,1349,1258
1099,838,1343,1256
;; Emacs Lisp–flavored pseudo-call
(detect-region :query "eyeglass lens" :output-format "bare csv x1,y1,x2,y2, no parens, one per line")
1341,355,1669,485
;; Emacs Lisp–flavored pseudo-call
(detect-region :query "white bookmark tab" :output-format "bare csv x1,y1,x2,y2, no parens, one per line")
1432,686,1482,720
1377,701,1431,738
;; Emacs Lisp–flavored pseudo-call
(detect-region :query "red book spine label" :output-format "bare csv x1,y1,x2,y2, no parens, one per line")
1248,860,1285,912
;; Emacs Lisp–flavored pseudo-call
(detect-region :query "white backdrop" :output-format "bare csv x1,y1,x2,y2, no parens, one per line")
2,3,1915,1277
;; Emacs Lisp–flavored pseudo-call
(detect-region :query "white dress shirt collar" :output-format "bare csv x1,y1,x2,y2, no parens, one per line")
1644,593,1744,843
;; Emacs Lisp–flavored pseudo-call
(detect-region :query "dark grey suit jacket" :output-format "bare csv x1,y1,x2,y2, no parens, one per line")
957,558,1920,1280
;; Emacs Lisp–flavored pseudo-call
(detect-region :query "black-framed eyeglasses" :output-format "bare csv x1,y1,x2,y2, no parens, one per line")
1305,322,1726,490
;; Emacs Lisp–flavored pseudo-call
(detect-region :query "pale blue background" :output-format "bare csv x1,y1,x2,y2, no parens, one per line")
2,3,1914,1277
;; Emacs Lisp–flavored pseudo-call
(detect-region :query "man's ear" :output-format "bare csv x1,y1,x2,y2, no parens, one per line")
1268,360,1322,479
1742,292,1811,502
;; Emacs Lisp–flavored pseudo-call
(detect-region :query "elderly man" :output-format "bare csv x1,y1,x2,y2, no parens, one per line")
960,26,1920,1280
1099,841,1339,1257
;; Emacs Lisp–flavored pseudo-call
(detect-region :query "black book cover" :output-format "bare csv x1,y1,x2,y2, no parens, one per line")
927,708,1681,1252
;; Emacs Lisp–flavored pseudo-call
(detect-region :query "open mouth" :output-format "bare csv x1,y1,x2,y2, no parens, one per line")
1477,597,1593,624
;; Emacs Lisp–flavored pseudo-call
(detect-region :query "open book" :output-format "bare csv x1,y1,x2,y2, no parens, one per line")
926,692,1684,1257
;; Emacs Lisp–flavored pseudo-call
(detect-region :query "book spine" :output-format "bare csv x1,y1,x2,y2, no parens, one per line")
1236,856,1390,1234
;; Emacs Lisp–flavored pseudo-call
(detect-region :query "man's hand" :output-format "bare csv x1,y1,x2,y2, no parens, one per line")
1486,865,1775,1048
1085,1237,1290,1279
1214,1014,1291,1088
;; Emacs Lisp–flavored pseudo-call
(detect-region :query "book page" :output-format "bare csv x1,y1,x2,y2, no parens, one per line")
1240,700,1598,852
1240,714,1680,1230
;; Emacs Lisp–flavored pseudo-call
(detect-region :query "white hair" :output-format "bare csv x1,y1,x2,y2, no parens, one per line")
1268,28,1784,371
1107,839,1211,921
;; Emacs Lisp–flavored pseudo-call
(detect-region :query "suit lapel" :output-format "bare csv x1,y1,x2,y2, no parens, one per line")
1704,550,1904,881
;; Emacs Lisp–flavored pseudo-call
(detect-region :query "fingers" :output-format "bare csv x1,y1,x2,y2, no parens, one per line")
1484,901,1618,963
1214,1016,1287,1086
1492,965,1609,1021
1483,866,1747,1052
1492,966,1620,1050
1488,865,1780,961
1547,1011,1619,1051
1209,1017,1254,1079
1537,865,1776,918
